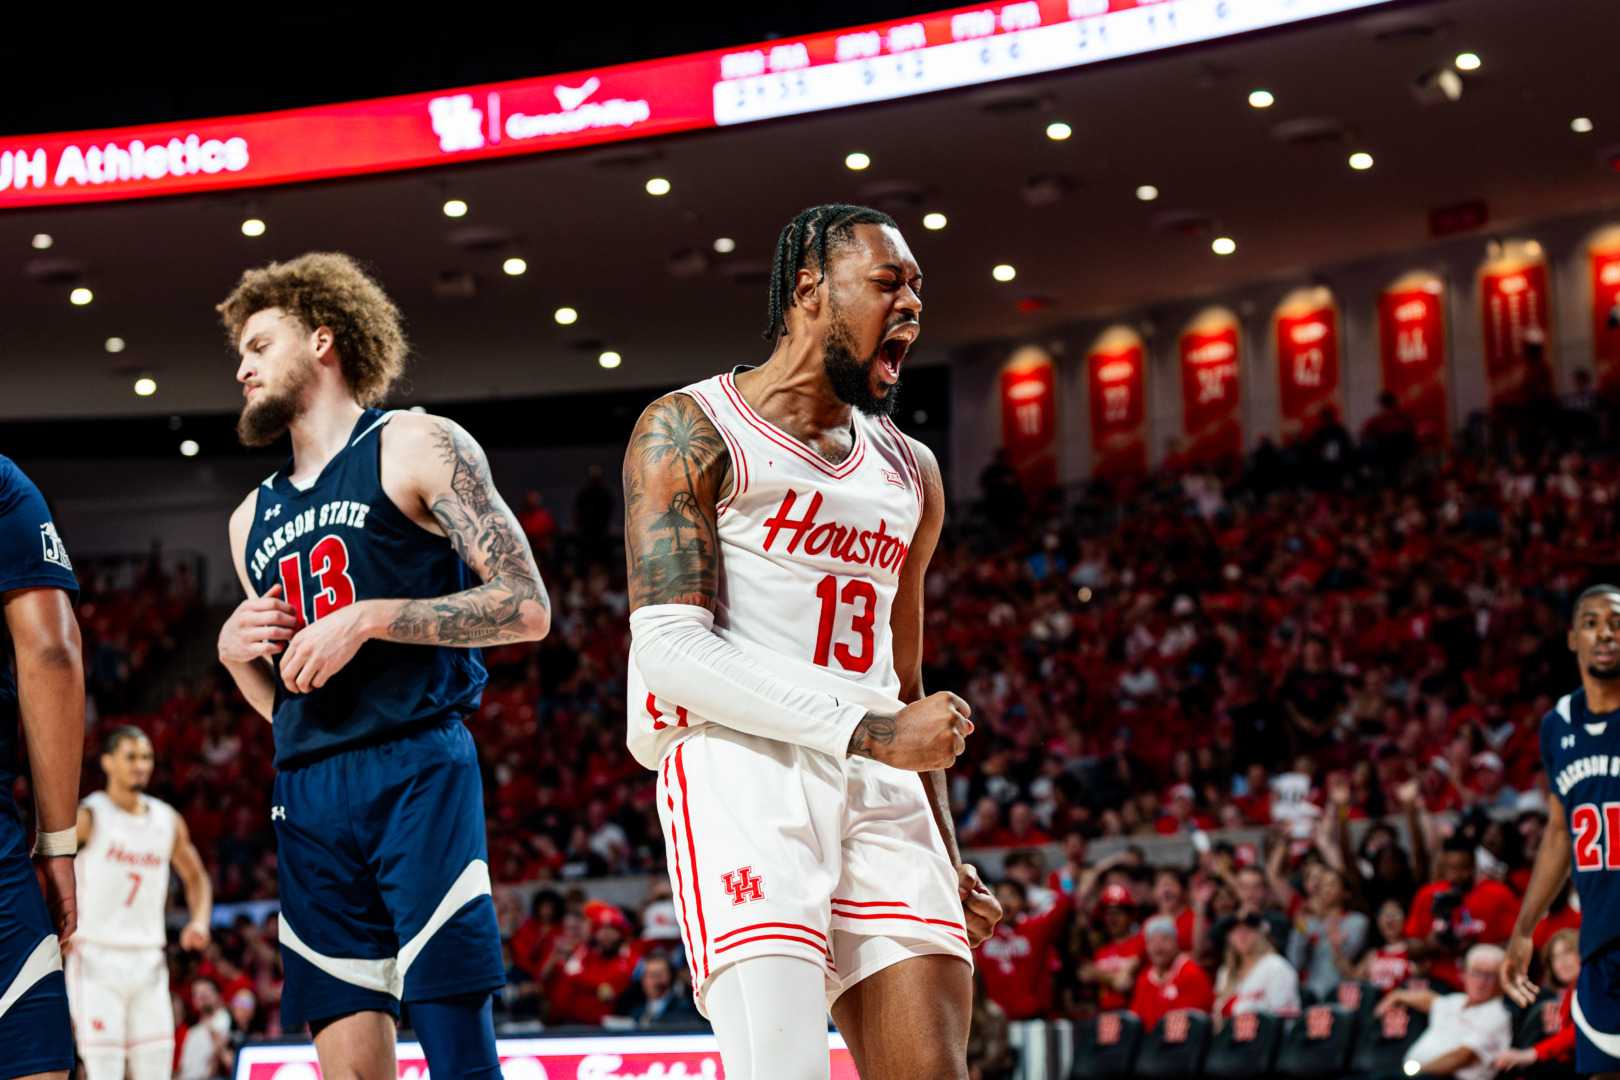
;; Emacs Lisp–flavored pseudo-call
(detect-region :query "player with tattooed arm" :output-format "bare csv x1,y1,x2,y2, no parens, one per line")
623,204,1003,1080
215,254,550,1080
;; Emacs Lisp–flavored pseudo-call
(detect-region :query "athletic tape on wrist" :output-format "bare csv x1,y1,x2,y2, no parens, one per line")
33,826,76,857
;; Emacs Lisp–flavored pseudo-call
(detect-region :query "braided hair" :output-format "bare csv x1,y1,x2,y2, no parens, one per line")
762,203,898,343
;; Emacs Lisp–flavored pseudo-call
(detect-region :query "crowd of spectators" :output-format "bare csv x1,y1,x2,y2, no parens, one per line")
16,388,1620,1074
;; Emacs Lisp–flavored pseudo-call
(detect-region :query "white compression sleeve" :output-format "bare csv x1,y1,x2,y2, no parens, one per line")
706,954,832,1080
629,604,873,757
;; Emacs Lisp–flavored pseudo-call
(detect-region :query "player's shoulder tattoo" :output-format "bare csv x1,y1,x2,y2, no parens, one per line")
623,393,731,610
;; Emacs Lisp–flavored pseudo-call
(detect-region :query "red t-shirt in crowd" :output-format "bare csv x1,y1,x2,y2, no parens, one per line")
1404,878,1519,988
1130,954,1214,1032
1094,934,1146,1012
1535,988,1575,1064
1364,943,1413,991
546,943,639,1025
1533,905,1582,952
975,895,1072,1020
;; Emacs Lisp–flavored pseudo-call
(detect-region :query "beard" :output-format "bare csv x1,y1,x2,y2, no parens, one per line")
823,305,899,418
1589,661,1620,681
236,358,312,447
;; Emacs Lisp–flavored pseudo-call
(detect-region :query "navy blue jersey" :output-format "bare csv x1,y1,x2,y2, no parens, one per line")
242,410,486,768
0,456,78,818
1543,688,1620,959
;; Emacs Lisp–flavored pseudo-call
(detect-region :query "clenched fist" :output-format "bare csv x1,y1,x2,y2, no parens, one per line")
218,584,298,665
849,691,973,771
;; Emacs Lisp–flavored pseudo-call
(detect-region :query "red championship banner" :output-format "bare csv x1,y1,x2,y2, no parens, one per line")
1274,288,1342,443
1000,346,1058,492
1179,311,1243,465
1378,274,1449,445
1480,248,1553,407
1591,227,1620,394
1086,326,1148,477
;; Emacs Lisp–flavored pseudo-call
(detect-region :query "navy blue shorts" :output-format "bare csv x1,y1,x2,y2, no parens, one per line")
273,720,504,1031
0,812,73,1078
1574,946,1620,1074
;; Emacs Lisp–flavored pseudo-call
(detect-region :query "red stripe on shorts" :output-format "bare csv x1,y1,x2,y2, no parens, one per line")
662,755,699,974
713,921,828,944
713,933,833,960
675,742,711,980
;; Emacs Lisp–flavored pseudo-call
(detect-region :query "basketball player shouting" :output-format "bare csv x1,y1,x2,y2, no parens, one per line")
215,253,550,1080
0,456,84,1080
68,726,213,1080
1503,584,1620,1079
623,204,1002,1080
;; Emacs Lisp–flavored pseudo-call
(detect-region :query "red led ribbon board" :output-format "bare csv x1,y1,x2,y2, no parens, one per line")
1274,301,1341,443
1179,323,1242,465
1377,281,1448,445
1593,247,1620,394
1087,340,1147,477
1480,260,1552,408
0,0,1393,210
1001,355,1058,492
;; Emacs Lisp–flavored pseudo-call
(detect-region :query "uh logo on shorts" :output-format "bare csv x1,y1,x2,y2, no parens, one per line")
722,866,765,906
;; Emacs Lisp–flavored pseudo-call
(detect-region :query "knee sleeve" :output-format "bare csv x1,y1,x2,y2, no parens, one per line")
127,1039,177,1080
78,1049,128,1080
705,955,831,1080
409,992,500,1080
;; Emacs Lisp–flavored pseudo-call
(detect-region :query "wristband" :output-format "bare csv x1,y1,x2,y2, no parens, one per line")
33,826,76,858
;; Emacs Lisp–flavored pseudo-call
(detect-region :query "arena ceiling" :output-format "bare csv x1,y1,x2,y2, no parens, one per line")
1,0,1617,423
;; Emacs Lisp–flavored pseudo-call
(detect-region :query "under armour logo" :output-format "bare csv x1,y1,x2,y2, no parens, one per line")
721,866,764,906
263,504,282,521
554,76,600,111
428,94,485,152
270,806,286,821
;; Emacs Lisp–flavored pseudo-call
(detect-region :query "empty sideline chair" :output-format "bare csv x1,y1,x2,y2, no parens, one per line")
1205,1011,1284,1079
1276,1004,1358,1078
1347,1002,1428,1079
1069,1011,1143,1080
1135,1009,1213,1078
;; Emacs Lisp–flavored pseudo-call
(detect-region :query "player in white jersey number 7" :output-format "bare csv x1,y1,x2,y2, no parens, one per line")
623,204,1002,1080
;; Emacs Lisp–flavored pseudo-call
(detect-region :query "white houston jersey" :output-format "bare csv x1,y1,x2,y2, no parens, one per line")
627,369,926,769
75,791,178,948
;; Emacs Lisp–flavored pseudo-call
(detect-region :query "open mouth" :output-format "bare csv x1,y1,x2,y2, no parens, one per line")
878,332,915,385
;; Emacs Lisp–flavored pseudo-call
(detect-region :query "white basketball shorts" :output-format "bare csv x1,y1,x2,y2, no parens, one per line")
655,724,973,1016
66,942,174,1079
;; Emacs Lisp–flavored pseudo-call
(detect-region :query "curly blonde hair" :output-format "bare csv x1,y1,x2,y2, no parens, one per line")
216,252,407,407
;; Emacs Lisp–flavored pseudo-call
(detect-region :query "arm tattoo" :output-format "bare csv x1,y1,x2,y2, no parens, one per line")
846,711,896,758
623,395,729,609
386,421,550,645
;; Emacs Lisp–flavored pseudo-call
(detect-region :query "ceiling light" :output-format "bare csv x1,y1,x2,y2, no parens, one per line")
1454,52,1481,72
1248,89,1275,109
553,306,579,326
69,287,93,306
1136,184,1160,202
502,257,527,276
1212,236,1237,256
133,377,156,397
922,212,948,231
179,440,199,457
645,177,671,196
598,350,622,369
992,264,1017,283
30,233,52,250
1572,117,1595,134
1348,151,1375,171
241,218,266,237
844,152,871,171
442,198,468,218
105,337,126,354
713,237,736,253
1045,121,1073,141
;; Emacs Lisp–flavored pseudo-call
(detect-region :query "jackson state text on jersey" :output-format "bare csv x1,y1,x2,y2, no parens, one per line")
243,409,486,768
1543,688,1620,959
625,369,926,770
